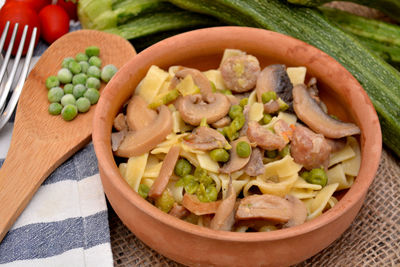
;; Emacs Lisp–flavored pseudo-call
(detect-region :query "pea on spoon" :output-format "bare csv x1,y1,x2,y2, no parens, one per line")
0,30,136,242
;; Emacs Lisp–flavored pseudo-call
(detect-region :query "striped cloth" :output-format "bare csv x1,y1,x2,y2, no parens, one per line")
0,11,114,266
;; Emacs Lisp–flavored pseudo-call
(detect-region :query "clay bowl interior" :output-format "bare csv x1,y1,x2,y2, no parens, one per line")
92,26,382,266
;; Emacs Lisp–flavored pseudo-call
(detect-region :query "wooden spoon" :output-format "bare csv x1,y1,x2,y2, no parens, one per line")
0,30,136,241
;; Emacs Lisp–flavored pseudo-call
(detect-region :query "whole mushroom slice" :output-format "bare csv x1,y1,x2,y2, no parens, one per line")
182,193,221,216
148,145,180,198
236,194,292,223
220,136,252,174
114,105,173,157
290,124,331,170
283,195,307,228
256,64,293,104
244,147,265,177
126,95,157,131
183,126,230,151
210,180,237,231
293,84,361,139
246,121,287,151
220,54,261,93
177,93,230,126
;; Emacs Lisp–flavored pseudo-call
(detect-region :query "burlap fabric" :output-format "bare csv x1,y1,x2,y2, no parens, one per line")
109,3,400,266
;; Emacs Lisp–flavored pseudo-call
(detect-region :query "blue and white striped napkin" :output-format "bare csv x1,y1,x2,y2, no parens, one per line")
0,8,114,265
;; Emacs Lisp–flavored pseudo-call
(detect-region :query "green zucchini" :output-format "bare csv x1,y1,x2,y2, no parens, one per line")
169,0,400,157
320,7,400,67
286,0,400,23
104,11,221,40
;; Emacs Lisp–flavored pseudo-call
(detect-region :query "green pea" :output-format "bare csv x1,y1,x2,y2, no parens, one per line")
84,88,100,104
61,57,75,69
86,77,101,89
138,184,150,199
266,149,278,158
79,61,90,74
229,104,243,120
196,184,218,203
183,175,199,194
262,114,272,124
68,60,82,75
73,84,87,99
239,97,248,107
61,104,78,121
101,64,117,82
72,73,87,85
236,141,251,158
76,97,91,113
85,46,100,57
278,145,290,157
305,168,328,187
48,87,64,103
48,102,62,115
174,158,193,177
57,68,73,84
61,94,76,106
231,114,245,131
46,76,59,89
154,189,175,213
75,52,88,62
219,89,232,95
88,56,102,67
194,167,207,181
199,174,213,187
196,184,208,202
205,184,218,202
87,66,101,78
63,83,74,94
300,171,310,180
223,125,239,141
261,91,277,104
209,148,230,162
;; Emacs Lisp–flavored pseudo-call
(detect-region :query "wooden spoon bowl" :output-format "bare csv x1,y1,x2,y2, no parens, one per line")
0,30,136,241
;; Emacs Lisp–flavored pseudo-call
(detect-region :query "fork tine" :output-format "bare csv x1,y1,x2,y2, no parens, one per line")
0,21,10,52
0,22,18,86
0,24,28,113
0,26,37,130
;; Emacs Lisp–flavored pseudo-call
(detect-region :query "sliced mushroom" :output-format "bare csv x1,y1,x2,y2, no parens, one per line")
126,95,157,131
182,193,221,215
293,84,360,138
290,124,331,170
263,100,280,114
220,54,260,93
114,105,173,157
113,113,127,131
111,130,126,152
246,121,287,151
256,64,293,105
226,94,240,105
210,180,237,231
244,147,265,177
326,137,347,153
236,194,292,222
148,146,180,198
183,126,229,151
220,136,252,174
211,116,231,128
176,93,230,126
173,67,213,99
169,203,190,219
283,195,307,228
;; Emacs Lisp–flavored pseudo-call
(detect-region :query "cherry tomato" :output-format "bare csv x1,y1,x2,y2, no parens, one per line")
5,0,51,13
38,5,70,44
57,0,78,21
0,2,41,55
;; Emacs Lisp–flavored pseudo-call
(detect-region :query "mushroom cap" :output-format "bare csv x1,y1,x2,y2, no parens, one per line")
177,93,230,126
293,84,361,139
126,95,157,131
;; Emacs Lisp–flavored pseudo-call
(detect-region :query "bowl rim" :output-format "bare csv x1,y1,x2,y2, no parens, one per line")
93,26,382,242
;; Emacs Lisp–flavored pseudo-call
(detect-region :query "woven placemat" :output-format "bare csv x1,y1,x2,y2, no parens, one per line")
109,149,400,266
109,3,400,266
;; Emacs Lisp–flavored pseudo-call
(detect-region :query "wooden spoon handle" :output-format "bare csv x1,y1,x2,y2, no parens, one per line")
0,135,90,242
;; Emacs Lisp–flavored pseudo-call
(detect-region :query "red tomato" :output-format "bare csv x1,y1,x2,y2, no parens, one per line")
0,2,41,55
38,5,70,44
5,0,51,13
57,0,78,21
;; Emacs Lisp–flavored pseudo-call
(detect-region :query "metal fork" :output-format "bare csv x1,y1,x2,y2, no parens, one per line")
0,21,38,131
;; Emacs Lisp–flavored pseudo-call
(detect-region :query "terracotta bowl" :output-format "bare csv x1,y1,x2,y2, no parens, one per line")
92,27,382,266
